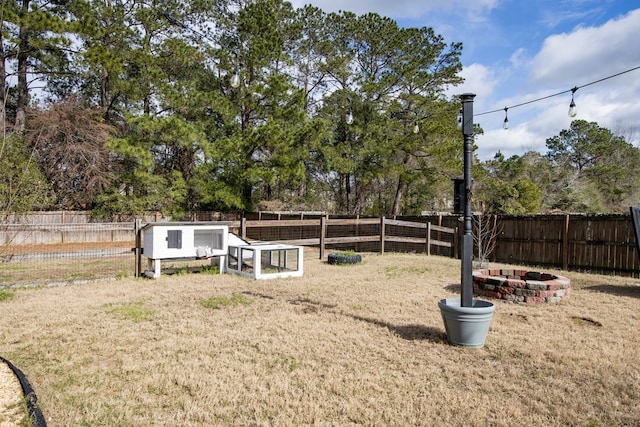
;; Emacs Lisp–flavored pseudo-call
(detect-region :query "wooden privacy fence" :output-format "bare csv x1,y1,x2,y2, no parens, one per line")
233,216,456,259
2,212,639,284
248,212,636,277
493,214,639,276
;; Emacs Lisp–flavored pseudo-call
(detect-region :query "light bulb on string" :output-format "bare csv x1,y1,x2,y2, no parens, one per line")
230,65,240,89
502,107,509,130
568,87,578,117
456,109,462,129
413,121,419,134
346,110,353,125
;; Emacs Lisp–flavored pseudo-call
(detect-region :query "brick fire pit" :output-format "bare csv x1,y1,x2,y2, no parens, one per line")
473,269,571,304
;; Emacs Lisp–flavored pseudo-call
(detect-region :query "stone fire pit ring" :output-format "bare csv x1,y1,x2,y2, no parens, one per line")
473,269,571,304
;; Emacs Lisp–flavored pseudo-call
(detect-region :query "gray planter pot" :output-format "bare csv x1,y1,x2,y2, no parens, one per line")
438,298,495,348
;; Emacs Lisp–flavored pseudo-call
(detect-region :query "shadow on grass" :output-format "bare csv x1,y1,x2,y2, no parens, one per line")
444,284,461,294
242,290,276,300
288,297,447,344
584,284,640,299
346,313,448,343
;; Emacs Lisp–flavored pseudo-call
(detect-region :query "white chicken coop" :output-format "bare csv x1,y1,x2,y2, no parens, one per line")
142,223,228,278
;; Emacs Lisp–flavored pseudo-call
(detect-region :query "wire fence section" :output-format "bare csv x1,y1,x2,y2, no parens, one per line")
4,211,636,286
0,222,135,287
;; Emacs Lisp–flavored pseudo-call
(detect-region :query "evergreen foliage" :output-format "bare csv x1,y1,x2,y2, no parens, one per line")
1,0,638,217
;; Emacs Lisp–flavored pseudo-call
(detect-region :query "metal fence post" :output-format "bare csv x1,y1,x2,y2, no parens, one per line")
320,216,326,259
134,218,142,277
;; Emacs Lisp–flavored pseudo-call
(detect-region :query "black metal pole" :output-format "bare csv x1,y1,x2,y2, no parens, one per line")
460,93,475,307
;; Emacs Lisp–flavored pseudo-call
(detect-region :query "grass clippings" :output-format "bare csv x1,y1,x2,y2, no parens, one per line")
0,250,638,426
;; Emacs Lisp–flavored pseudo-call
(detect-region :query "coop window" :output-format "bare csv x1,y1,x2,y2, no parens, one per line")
194,229,224,249
166,230,182,249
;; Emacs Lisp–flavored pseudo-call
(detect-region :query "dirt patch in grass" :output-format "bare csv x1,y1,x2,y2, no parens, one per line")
0,250,638,426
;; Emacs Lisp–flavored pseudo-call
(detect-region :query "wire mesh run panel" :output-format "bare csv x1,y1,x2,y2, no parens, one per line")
227,244,303,280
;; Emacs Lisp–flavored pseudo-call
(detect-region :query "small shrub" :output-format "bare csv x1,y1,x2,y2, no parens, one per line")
115,271,129,280
200,265,220,275
199,293,251,310
0,289,15,301
283,356,300,371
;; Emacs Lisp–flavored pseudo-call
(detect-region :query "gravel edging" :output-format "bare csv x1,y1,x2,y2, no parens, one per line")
0,357,47,427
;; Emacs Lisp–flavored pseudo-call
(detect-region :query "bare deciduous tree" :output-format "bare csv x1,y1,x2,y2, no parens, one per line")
26,97,117,209
473,202,502,268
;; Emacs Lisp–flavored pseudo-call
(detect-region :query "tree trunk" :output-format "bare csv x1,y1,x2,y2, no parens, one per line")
392,176,407,216
0,35,6,131
15,0,31,132
344,173,351,213
242,182,253,210
392,152,415,216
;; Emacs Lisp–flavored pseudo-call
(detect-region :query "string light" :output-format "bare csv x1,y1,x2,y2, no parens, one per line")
456,109,463,129
230,64,240,88
346,110,354,125
568,87,577,117
502,107,509,130
472,65,640,127
413,121,420,134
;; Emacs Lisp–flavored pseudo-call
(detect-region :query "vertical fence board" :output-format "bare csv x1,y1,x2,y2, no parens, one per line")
380,217,385,254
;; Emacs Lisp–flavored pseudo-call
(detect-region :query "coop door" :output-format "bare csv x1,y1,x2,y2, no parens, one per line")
167,230,182,249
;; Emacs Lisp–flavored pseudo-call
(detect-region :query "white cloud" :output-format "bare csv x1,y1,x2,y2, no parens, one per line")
287,0,499,20
446,63,500,111
473,7,640,160
473,96,569,160
530,8,640,87
475,124,543,161
474,72,640,160
509,48,528,68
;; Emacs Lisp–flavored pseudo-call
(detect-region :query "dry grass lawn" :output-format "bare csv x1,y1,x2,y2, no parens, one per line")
1,249,639,426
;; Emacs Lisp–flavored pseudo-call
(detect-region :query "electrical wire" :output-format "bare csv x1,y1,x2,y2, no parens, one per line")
473,65,640,117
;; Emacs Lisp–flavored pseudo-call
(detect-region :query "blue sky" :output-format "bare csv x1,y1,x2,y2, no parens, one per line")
288,0,640,160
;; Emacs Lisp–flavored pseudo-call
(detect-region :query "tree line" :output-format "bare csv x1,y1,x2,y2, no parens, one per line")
1,0,638,219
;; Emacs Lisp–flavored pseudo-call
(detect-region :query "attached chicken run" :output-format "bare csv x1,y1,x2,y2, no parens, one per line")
142,222,303,280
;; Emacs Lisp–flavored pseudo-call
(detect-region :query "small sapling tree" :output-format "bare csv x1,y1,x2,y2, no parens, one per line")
473,201,502,268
